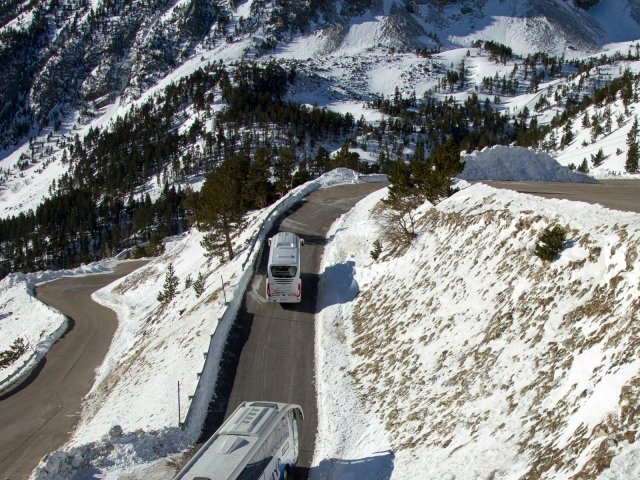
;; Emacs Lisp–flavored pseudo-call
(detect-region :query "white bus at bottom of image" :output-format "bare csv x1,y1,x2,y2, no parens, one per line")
173,401,303,480
266,232,304,303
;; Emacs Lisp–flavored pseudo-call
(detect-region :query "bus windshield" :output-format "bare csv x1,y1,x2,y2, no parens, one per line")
270,265,297,278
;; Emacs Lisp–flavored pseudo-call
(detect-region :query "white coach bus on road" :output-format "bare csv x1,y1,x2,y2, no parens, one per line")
174,401,303,480
266,232,304,303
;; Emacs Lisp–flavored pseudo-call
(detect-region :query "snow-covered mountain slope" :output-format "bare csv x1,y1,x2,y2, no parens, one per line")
440,0,640,55
314,182,640,479
2,0,640,224
2,0,639,145
538,61,640,177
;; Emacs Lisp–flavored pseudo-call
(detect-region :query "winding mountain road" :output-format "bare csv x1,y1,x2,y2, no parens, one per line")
0,261,147,480
202,183,385,479
2,178,638,479
483,179,640,213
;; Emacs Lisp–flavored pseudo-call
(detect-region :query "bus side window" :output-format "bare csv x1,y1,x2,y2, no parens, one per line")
290,411,299,447
271,417,289,456
237,443,272,480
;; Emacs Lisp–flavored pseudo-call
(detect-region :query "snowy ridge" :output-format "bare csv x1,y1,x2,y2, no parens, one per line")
459,145,598,183
314,183,640,479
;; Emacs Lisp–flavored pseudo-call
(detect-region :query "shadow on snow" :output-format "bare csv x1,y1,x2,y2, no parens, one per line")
303,451,395,480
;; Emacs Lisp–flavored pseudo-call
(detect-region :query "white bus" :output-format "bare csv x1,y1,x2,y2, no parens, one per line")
174,401,303,480
266,232,304,303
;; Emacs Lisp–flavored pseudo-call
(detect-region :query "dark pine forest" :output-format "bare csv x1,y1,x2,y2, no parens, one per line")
1,42,638,278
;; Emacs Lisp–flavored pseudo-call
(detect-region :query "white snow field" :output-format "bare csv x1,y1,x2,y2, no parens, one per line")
313,182,640,479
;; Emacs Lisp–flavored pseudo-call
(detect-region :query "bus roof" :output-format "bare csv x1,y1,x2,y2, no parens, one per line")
174,402,301,480
269,232,301,266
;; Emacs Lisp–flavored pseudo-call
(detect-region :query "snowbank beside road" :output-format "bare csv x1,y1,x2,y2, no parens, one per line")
313,181,640,479
459,145,598,183
0,262,116,394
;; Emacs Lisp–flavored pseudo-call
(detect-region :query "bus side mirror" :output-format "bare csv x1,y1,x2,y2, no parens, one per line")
268,238,272,246
300,239,304,246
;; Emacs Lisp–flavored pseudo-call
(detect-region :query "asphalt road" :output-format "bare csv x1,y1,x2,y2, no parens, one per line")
0,261,147,480
482,179,640,213
202,183,385,479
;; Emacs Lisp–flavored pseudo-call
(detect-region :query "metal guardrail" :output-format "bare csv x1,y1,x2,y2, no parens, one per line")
180,181,323,434
177,174,387,435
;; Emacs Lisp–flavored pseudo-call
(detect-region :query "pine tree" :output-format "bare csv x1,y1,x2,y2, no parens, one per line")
274,147,295,197
245,147,273,208
370,239,383,261
577,158,590,174
193,271,205,298
198,155,247,261
157,263,179,304
386,157,414,202
560,122,574,147
626,116,639,173
414,139,464,204
534,226,567,262
292,160,311,187
591,148,605,168
604,106,612,133
330,143,360,170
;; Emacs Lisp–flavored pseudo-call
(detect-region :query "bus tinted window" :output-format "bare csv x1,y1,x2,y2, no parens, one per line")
271,418,289,455
236,456,271,480
270,266,297,278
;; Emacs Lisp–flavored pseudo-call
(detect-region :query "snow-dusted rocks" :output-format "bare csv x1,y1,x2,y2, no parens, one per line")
459,145,598,183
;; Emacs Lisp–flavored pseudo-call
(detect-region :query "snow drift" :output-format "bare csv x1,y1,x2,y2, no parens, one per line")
459,145,598,183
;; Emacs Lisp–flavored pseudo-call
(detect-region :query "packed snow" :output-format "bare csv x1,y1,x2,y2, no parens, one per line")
459,145,598,183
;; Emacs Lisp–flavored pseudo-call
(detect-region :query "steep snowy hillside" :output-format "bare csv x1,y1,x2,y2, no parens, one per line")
314,183,640,479
0,0,639,249
1,0,638,149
